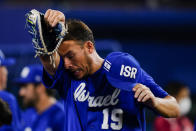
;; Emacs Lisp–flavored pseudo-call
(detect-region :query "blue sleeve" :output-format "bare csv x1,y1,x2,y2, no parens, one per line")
0,91,22,131
139,69,168,98
42,58,70,97
42,58,64,89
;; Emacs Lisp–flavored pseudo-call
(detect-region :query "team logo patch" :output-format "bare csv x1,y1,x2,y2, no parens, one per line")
104,60,111,72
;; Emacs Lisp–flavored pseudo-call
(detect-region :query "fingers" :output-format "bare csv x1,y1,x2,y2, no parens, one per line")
132,83,143,91
44,9,51,20
137,91,147,102
52,16,63,27
47,11,56,26
142,94,151,102
132,84,155,103
44,9,65,27
134,86,144,99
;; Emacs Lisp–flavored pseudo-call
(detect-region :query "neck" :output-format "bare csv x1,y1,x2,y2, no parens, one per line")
89,52,104,75
35,94,56,114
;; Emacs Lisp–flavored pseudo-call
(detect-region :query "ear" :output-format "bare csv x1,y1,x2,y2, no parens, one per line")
84,41,94,54
35,83,45,94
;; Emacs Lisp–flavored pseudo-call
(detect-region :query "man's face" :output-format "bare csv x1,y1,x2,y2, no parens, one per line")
58,40,92,79
0,66,8,90
19,83,38,108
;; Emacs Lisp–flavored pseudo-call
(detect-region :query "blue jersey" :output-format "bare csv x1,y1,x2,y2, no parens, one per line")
23,102,65,131
0,91,21,131
43,52,168,131
20,108,37,130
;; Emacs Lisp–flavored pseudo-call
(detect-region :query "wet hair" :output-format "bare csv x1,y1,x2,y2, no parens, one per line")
0,98,12,125
63,19,95,44
164,81,188,97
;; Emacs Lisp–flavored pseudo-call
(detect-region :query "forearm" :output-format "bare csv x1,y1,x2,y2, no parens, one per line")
153,95,180,118
40,52,60,76
133,84,180,118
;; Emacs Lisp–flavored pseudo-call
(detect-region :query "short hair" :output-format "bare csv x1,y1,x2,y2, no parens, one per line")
0,98,12,125
63,19,95,44
164,81,188,97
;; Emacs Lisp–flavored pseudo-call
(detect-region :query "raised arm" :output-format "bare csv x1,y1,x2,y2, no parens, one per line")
39,53,60,76
39,9,66,76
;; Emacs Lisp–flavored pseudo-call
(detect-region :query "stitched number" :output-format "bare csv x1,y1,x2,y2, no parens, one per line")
111,109,123,130
101,108,123,130
101,108,109,129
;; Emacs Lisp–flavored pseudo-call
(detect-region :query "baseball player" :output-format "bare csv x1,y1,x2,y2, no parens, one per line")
15,64,65,131
26,9,180,131
0,50,21,131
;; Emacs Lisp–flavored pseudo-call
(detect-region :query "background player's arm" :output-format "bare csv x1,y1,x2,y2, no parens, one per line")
132,84,180,118
39,9,65,76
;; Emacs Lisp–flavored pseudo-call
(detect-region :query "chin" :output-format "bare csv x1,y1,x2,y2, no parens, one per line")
74,75,83,80
75,73,87,80
71,72,84,80
23,101,34,108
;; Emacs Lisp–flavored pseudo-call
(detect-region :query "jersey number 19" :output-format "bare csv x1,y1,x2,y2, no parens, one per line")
101,108,123,130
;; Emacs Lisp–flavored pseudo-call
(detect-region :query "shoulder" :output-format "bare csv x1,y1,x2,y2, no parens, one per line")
105,52,140,67
49,103,65,123
103,52,141,91
50,102,64,114
0,91,17,102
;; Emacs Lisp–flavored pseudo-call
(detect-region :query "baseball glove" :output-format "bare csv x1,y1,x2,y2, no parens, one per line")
25,9,68,67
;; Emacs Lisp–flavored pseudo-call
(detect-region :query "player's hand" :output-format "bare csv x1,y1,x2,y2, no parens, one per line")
44,9,65,27
132,84,157,108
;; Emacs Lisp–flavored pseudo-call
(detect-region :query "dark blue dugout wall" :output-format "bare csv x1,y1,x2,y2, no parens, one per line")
122,42,196,92
1,8,196,44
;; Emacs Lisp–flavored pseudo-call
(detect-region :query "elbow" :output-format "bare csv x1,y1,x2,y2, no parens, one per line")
171,97,180,118
161,110,180,118
168,105,180,118
175,104,180,117
174,103,180,118
165,96,180,118
158,95,180,118
161,105,180,118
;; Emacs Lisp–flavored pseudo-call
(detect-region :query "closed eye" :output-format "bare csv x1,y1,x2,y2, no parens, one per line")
68,54,74,59
66,51,75,59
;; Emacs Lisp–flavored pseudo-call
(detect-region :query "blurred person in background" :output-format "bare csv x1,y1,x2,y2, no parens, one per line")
0,49,21,131
0,98,12,127
15,64,65,131
154,81,193,131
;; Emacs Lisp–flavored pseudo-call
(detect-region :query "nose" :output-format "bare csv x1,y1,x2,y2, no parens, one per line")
19,88,25,97
63,57,72,69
